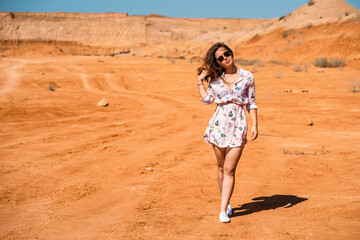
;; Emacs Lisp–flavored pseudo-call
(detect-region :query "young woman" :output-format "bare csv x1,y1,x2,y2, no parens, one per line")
197,42,258,223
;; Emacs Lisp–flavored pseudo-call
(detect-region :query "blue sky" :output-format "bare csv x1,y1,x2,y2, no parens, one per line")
0,0,359,19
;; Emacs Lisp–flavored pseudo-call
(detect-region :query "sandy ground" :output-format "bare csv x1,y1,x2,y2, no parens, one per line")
0,56,360,239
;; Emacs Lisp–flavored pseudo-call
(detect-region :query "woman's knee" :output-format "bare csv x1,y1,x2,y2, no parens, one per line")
223,166,235,176
217,163,224,172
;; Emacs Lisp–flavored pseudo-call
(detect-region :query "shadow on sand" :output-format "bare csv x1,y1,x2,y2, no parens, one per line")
232,194,308,217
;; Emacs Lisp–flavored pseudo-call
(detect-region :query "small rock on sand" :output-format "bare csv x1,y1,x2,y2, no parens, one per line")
97,98,109,107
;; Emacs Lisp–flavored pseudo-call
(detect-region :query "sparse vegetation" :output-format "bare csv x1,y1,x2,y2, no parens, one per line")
279,16,285,21
235,58,265,67
345,12,349,16
307,0,315,6
235,58,259,66
313,57,346,67
305,24,313,29
292,65,303,72
349,80,360,93
282,146,326,155
282,29,296,38
166,56,185,60
269,59,282,65
292,64,309,72
254,61,265,67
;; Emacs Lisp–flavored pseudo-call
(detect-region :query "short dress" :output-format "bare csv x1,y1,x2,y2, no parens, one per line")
200,68,257,148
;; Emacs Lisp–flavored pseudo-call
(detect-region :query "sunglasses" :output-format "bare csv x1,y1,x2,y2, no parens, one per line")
216,50,231,62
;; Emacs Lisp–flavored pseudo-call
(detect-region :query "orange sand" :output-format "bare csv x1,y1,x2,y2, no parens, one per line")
0,55,359,239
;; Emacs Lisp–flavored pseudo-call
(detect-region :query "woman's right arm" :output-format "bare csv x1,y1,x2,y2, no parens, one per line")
197,70,208,99
197,70,215,104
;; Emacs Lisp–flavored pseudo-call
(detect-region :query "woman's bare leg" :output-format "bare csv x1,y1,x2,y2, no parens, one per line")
212,145,226,193
220,146,244,213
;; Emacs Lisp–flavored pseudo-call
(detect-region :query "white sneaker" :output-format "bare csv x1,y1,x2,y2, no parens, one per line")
226,203,233,216
219,212,231,223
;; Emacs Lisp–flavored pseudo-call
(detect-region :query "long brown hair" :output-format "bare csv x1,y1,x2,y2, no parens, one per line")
196,42,234,82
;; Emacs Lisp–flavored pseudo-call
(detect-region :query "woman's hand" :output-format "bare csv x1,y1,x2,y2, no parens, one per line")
251,125,258,141
198,69,208,83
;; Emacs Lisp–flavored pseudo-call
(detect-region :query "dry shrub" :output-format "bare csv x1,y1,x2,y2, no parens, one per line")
292,65,303,72
254,61,265,67
289,29,296,34
292,64,308,72
307,0,315,6
269,59,282,65
349,80,360,93
235,58,258,66
282,29,296,38
313,57,346,67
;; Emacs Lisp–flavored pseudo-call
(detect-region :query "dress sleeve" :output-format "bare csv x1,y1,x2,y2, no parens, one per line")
201,83,215,105
246,74,258,111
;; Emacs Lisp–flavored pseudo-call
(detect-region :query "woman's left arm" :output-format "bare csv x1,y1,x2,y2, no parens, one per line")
246,73,258,141
249,109,258,141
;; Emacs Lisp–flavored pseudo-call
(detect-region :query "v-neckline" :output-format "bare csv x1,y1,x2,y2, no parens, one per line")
220,68,243,92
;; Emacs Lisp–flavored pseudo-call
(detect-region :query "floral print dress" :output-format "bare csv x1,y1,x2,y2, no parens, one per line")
201,68,257,148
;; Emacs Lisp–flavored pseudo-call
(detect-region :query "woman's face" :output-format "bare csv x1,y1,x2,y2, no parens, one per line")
214,47,233,68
